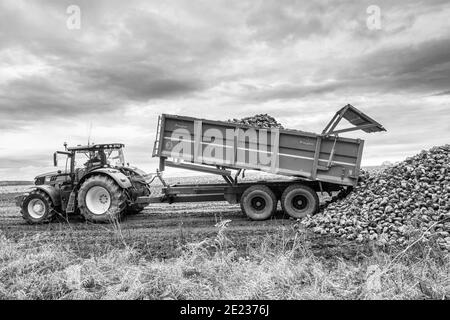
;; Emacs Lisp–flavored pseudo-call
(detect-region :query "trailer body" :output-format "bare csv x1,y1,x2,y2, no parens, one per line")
152,105,384,187
138,105,385,220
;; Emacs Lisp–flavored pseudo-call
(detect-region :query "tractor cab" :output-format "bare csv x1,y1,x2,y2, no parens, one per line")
68,143,126,169
51,143,126,182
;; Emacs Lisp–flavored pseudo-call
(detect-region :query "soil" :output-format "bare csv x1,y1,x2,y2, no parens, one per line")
0,176,374,262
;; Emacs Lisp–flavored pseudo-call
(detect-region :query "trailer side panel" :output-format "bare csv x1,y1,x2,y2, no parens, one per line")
155,114,363,186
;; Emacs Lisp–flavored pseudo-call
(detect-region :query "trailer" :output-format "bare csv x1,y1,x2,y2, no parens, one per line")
137,104,386,220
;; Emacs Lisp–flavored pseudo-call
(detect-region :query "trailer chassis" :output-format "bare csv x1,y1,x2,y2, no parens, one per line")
137,159,350,206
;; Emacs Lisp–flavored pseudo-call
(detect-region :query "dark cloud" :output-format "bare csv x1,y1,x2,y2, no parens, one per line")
0,74,117,121
431,90,450,96
0,64,203,127
246,1,327,44
0,0,239,129
0,154,51,168
235,36,450,102
235,82,343,102
361,38,450,78
79,64,203,101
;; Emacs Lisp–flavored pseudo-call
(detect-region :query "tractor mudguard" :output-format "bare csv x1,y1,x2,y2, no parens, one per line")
33,185,62,207
87,168,132,189
123,166,146,177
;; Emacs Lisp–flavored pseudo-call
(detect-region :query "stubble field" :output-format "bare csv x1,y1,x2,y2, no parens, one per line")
0,175,339,259
0,173,448,300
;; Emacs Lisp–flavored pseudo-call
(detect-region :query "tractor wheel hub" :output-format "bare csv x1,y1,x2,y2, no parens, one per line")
28,199,46,219
85,186,111,215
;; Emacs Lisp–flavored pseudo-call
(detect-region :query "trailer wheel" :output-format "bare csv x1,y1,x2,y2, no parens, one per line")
240,185,277,221
78,175,126,223
281,184,319,219
21,190,55,224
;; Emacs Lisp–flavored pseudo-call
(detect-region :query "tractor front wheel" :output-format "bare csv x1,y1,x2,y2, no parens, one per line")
21,190,55,224
78,175,126,223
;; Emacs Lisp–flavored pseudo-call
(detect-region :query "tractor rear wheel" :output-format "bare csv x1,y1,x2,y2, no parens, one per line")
281,184,319,219
21,190,55,224
78,175,126,223
240,185,277,221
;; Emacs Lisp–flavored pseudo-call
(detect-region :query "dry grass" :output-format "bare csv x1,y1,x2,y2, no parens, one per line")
0,221,448,300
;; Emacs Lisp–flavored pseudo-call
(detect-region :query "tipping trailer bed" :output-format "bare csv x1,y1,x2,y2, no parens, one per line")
152,104,385,187
137,104,385,220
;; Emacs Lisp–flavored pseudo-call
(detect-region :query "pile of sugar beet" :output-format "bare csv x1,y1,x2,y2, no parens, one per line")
301,144,450,251
228,114,284,129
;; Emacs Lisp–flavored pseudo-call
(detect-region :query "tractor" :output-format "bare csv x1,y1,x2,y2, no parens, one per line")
15,143,152,224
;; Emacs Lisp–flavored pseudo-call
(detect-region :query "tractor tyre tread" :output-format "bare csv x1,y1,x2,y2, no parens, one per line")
77,175,126,223
20,189,55,224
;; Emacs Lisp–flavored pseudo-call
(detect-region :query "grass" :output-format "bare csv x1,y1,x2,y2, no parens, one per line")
0,220,448,300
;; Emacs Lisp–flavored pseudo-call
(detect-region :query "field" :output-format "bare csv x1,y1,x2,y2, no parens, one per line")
0,174,448,300
0,174,332,259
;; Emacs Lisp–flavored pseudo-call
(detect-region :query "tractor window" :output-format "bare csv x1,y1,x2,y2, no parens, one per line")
73,148,125,168
105,148,125,167
75,152,92,168
55,154,70,173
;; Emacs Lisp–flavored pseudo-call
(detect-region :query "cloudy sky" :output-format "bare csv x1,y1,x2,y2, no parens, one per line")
0,0,449,180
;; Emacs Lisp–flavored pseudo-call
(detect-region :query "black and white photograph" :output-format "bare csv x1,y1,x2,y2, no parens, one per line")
0,0,449,306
